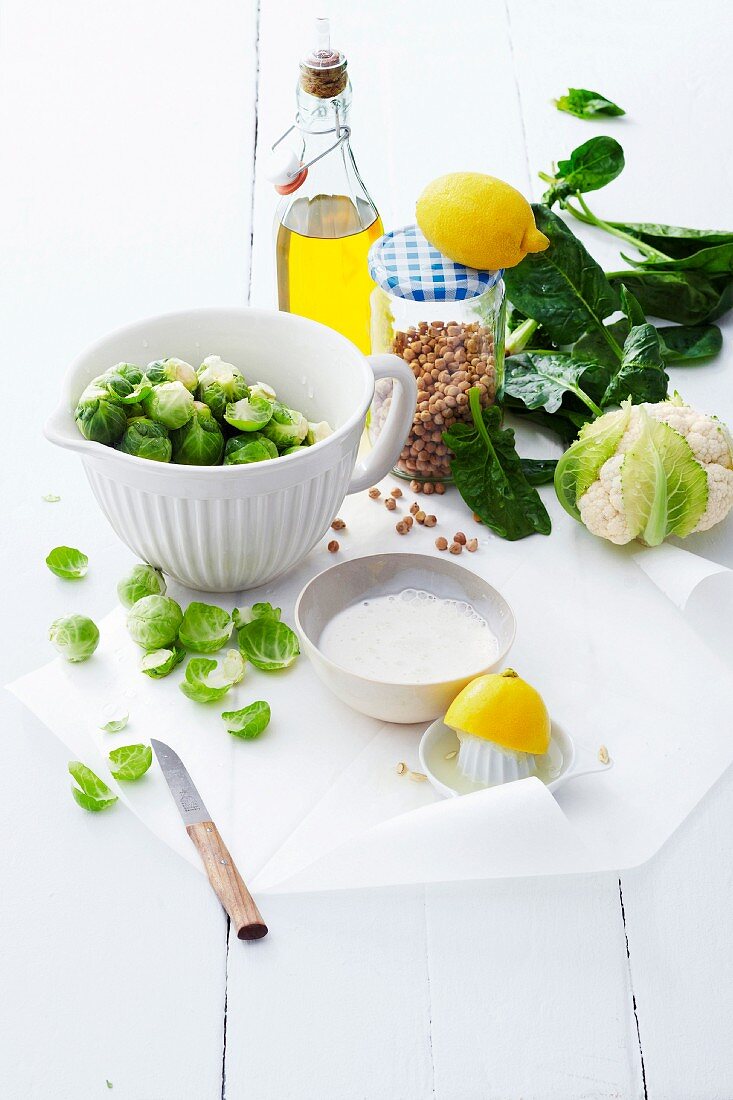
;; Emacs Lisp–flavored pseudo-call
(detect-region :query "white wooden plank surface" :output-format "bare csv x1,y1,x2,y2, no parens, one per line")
2,0,733,1097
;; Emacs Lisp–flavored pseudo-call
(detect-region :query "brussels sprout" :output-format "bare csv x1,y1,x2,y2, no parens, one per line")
232,602,281,629
46,545,88,580
281,445,309,455
49,614,100,662
249,381,277,402
127,594,183,650
69,762,118,812
179,652,244,703
224,396,273,432
117,564,167,608
118,417,173,462
102,363,152,404
306,420,334,446
75,394,127,444
142,381,195,429
170,401,224,466
196,356,249,419
146,357,198,393
237,618,299,671
108,743,153,781
261,402,308,448
178,602,232,653
221,700,271,740
224,435,278,465
140,642,186,678
125,402,146,419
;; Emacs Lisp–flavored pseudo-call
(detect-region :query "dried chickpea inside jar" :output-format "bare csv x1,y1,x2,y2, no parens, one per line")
368,225,505,485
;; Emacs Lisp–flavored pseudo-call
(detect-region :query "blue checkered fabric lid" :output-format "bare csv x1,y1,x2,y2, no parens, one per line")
368,224,502,302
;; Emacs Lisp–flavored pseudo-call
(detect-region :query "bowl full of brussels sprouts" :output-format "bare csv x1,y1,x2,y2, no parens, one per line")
45,307,417,590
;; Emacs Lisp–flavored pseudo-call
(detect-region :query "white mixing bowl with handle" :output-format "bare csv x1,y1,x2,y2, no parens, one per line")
44,307,417,591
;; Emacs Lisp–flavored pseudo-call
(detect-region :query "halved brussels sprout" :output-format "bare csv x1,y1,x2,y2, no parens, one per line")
170,401,224,466
142,381,195,429
127,594,183,650
140,642,186,678
146,357,198,393
196,356,249,419
118,417,172,462
306,420,334,445
261,402,308,448
223,434,278,465
117,563,167,609
49,614,100,662
224,396,274,432
75,394,127,445
281,445,309,455
249,381,277,402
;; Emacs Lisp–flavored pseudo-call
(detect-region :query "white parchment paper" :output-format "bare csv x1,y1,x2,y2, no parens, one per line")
9,486,733,892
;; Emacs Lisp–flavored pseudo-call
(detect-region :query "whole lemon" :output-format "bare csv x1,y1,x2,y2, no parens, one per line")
445,668,550,755
416,173,549,271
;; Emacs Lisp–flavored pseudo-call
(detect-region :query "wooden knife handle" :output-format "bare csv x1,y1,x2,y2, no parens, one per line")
186,821,268,940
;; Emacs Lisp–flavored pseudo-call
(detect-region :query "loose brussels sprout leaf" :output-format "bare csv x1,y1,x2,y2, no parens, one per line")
50,614,100,662
75,396,127,445
42,493,61,502
69,761,118,812
178,602,232,653
140,642,186,678
127,594,183,650
237,619,299,671
306,420,333,446
179,657,238,702
220,649,246,685
221,700,271,740
224,435,278,465
108,743,153,781
261,402,308,447
46,545,88,580
196,356,249,419
118,417,172,462
99,703,129,733
117,564,167,609
103,363,152,404
146,357,198,393
170,402,224,466
224,396,274,432
249,381,277,402
232,602,281,630
142,381,195,429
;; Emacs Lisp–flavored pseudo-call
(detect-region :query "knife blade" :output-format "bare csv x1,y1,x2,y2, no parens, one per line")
152,739,268,940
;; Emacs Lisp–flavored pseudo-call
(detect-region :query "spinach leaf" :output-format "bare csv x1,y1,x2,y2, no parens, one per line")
619,284,646,326
443,389,551,541
605,221,733,259
601,324,669,406
503,399,590,445
607,270,732,324
504,353,602,416
555,88,625,120
571,320,630,368
622,241,733,277
544,136,625,203
657,324,722,361
504,205,620,351
520,458,558,485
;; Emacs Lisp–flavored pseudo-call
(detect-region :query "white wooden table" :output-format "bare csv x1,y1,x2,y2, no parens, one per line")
2,2,732,1096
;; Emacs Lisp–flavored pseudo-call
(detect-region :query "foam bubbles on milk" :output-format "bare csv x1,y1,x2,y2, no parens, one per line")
319,587,498,684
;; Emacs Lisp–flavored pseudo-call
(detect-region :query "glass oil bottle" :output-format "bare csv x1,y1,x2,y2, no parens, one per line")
270,19,383,354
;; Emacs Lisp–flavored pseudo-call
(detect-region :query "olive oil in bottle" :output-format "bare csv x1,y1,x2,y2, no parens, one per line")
272,19,382,353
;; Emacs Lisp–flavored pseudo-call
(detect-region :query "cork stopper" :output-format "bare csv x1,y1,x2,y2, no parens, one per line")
299,17,347,98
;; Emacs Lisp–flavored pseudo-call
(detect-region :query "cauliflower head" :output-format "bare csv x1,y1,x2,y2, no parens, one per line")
555,399,733,546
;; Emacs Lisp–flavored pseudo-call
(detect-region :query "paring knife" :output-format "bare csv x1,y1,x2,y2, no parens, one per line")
151,739,268,940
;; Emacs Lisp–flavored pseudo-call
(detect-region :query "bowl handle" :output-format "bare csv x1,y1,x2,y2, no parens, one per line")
347,354,417,495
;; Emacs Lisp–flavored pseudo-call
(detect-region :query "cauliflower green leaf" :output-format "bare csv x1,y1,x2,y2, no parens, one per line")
555,404,632,520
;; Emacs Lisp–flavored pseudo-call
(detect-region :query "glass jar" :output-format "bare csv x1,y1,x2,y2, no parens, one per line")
368,225,505,485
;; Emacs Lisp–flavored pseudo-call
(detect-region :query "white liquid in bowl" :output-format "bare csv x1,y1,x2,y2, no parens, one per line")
318,588,499,683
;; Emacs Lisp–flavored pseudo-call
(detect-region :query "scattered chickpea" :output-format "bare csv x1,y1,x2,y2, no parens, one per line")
435,537,448,551
327,540,340,553
385,497,397,511
449,541,462,555
396,761,408,775
423,483,434,495
466,538,479,552
368,487,381,499
454,531,467,545
395,521,409,535
404,515,414,529
410,480,422,493
434,482,446,495
331,518,346,530
472,512,483,524
415,509,426,525
424,514,437,528
410,502,420,516
390,487,403,498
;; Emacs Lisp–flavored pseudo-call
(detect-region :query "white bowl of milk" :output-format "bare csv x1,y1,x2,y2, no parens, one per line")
294,553,516,723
